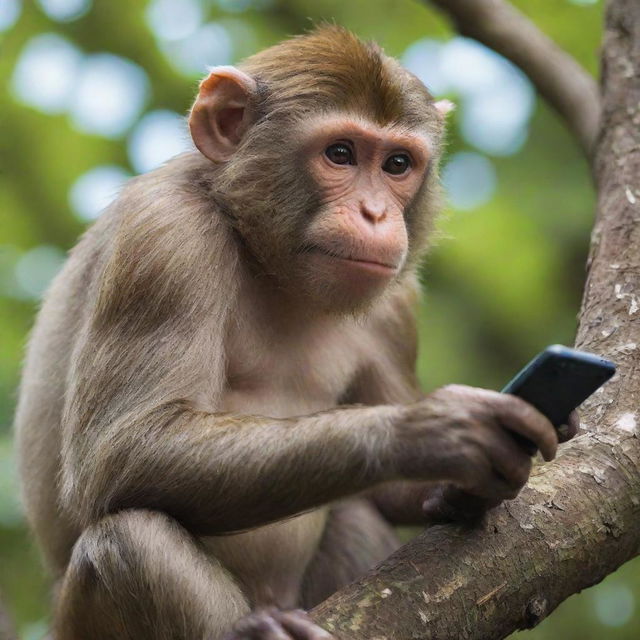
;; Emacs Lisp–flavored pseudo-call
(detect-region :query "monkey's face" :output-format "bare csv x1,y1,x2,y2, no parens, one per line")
297,114,431,310
189,64,445,313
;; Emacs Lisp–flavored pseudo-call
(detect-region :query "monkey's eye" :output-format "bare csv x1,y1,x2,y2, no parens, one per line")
325,143,355,166
383,154,411,175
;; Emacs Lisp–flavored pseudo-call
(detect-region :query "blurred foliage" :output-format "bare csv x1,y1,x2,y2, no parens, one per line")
1,0,638,638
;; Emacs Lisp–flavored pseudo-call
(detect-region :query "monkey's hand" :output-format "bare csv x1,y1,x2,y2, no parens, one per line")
419,408,579,524
392,385,578,514
224,609,333,640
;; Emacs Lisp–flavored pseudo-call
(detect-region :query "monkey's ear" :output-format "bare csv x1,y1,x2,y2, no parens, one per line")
189,66,258,163
434,99,455,118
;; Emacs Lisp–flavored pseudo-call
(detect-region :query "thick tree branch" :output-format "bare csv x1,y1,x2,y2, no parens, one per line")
310,1,639,637
426,0,601,158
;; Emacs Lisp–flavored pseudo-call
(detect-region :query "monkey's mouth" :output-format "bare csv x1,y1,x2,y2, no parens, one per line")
304,244,399,275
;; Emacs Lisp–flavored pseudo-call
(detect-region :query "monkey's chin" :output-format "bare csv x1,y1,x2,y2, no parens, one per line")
303,252,398,312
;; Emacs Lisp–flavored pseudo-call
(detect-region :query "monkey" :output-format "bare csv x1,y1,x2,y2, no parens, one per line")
14,26,578,640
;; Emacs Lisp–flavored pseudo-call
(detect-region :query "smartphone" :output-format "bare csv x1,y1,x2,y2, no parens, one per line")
502,344,616,428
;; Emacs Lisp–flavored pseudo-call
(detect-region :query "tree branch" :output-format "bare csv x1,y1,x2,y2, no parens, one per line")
310,1,640,637
425,0,601,158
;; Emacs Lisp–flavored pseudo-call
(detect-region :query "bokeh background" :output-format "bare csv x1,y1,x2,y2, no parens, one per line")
1,0,638,638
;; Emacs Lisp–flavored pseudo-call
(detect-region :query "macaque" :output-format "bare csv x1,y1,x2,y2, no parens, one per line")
15,26,576,640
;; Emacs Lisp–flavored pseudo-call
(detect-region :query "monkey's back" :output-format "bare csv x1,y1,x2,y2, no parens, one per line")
14,212,116,576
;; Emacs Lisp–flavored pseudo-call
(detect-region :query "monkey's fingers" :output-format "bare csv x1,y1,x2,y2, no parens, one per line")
274,610,334,639
557,410,580,442
489,394,559,461
224,609,334,640
223,610,290,640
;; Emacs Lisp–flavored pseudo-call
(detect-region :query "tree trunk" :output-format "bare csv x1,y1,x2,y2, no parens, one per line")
310,1,640,638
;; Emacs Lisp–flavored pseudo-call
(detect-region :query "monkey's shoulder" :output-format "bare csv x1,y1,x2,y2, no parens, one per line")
220,315,366,417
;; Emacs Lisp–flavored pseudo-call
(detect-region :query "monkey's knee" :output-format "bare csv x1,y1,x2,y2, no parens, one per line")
56,510,248,640
55,510,172,639
60,510,172,599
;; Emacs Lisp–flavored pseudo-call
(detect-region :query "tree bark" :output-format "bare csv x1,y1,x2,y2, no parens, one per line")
310,1,640,638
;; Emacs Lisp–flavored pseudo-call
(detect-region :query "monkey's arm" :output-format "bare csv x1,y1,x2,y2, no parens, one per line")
64,380,555,536
62,395,404,534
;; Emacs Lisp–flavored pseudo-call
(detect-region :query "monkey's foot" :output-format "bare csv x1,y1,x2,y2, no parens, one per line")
224,608,334,639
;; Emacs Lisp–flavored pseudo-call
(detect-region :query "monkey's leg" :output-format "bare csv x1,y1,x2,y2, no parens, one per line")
301,498,401,609
54,510,249,640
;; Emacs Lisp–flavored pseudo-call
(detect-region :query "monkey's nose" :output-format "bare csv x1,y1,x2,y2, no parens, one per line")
359,200,387,224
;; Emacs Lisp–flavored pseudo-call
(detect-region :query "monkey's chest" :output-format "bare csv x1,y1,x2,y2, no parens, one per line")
220,323,363,417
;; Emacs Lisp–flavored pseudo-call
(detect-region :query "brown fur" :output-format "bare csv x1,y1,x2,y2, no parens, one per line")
14,26,554,640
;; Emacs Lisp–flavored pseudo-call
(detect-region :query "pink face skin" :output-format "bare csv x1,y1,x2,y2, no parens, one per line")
301,114,431,304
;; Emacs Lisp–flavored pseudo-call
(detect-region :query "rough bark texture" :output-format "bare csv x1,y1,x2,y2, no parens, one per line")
426,0,601,156
310,1,640,638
